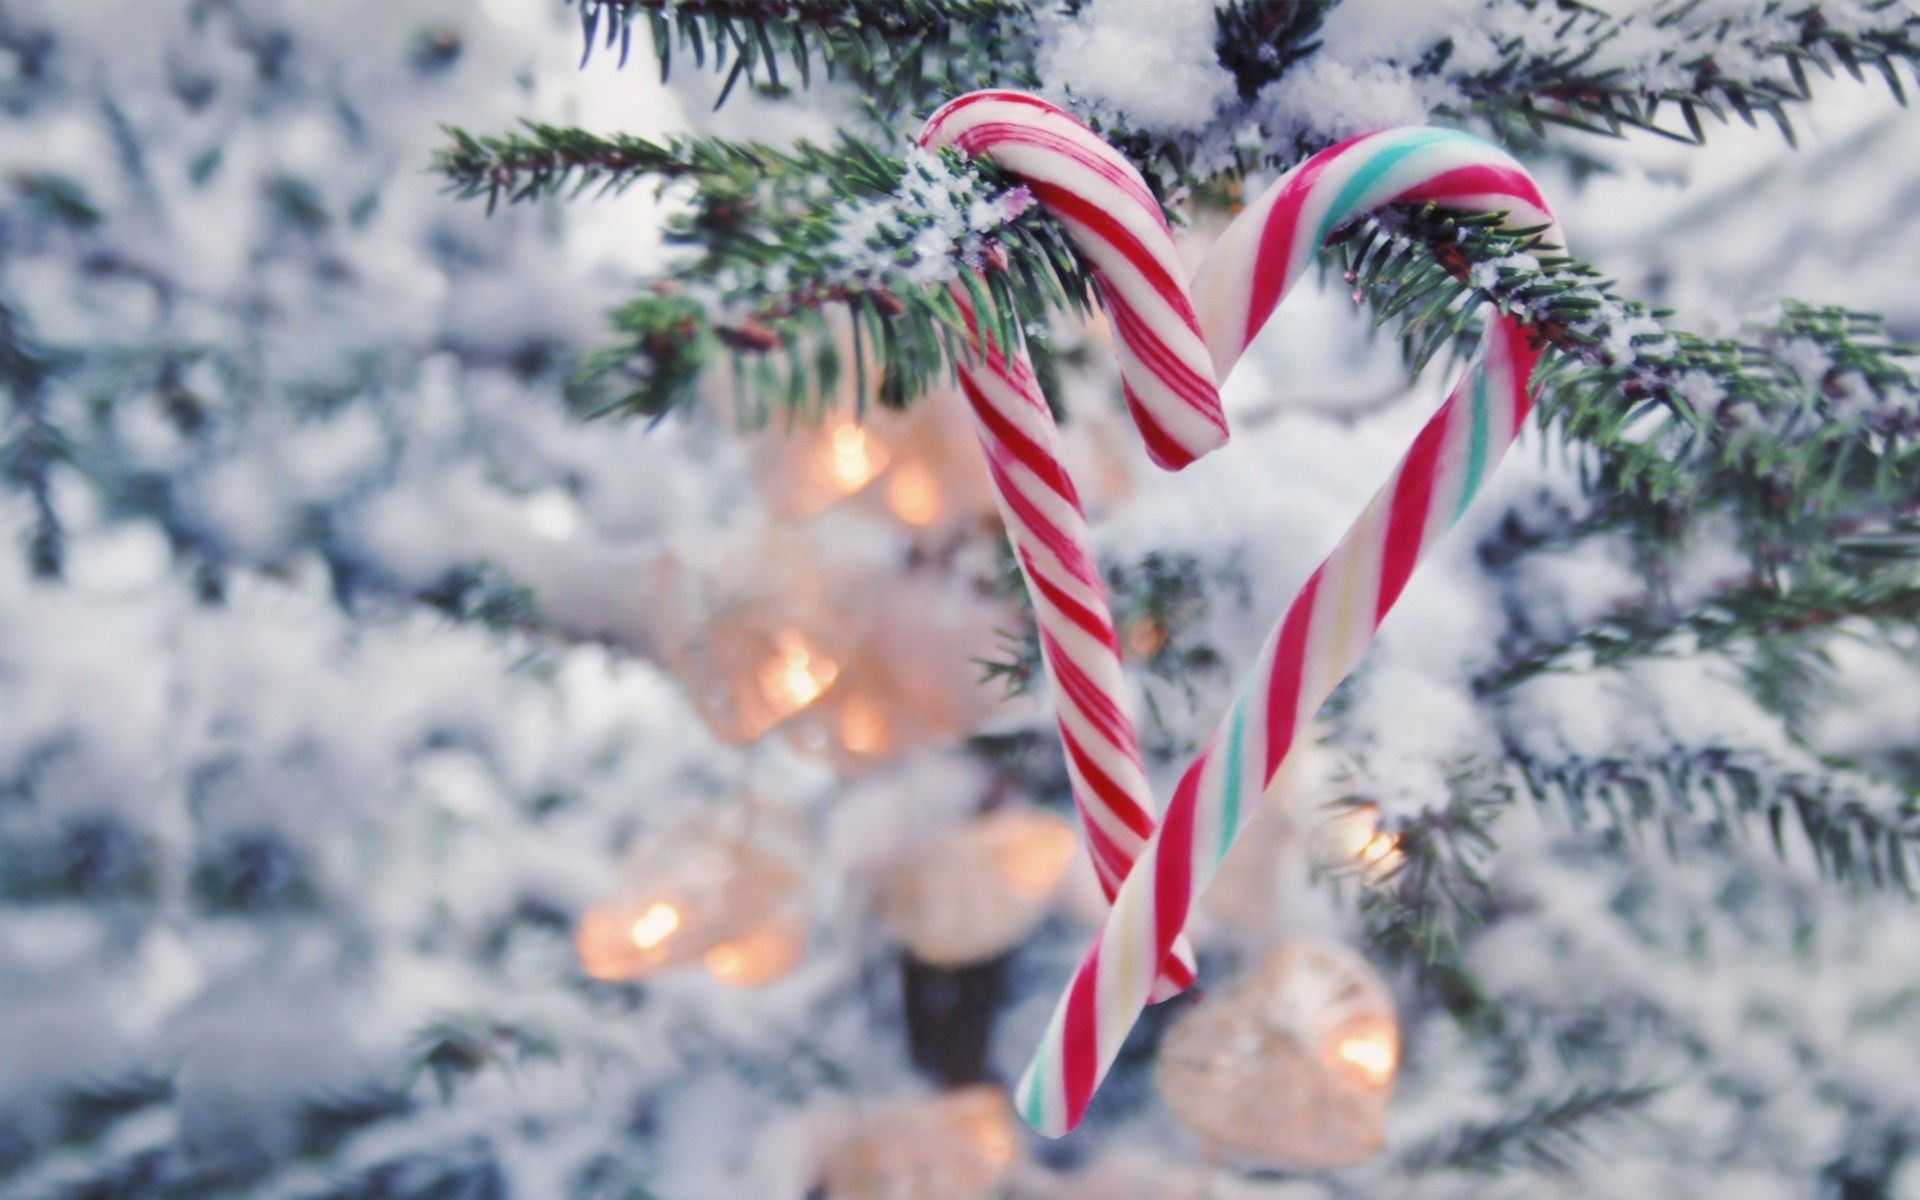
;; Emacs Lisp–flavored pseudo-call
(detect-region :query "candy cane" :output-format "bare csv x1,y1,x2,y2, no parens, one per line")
921,92,1229,471
918,91,1230,999
1005,126,1560,1135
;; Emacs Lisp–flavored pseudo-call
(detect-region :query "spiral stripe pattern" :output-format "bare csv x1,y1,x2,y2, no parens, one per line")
937,254,1203,1000
921,92,1230,471
1002,124,1560,1136
917,90,1237,999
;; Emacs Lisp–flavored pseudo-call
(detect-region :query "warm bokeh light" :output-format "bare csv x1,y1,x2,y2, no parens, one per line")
573,805,810,985
876,807,1078,966
992,810,1078,900
836,694,892,757
884,460,944,527
825,423,887,493
575,902,683,982
819,1086,1023,1200
1327,1018,1400,1089
1324,802,1404,883
574,907,632,981
952,1088,1017,1165
652,528,853,744
1158,941,1397,1169
704,913,807,987
629,901,681,950
758,630,839,718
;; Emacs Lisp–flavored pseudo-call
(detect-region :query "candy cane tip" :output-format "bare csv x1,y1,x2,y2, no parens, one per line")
1012,1065,1067,1137
1144,426,1231,473
1024,1103,1076,1138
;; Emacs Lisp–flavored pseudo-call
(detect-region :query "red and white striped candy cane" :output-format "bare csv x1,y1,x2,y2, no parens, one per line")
918,91,1231,1000
1010,126,1561,1135
922,92,1228,471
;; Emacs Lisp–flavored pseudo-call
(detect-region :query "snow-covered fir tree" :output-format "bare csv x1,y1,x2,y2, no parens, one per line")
3,2,1920,1198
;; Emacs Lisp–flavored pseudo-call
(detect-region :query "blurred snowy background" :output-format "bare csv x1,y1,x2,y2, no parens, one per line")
2,2,1918,1198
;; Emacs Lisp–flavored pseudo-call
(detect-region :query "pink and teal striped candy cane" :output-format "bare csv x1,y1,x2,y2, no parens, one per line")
1014,126,1560,1136
919,92,1232,999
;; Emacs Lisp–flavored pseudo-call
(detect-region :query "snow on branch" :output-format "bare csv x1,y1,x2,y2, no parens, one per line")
1342,207,1920,581
438,125,1093,420
1457,0,1920,148
566,0,1032,110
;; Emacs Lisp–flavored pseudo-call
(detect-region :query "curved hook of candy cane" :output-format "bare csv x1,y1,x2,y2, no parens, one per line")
1014,127,1559,1137
920,91,1229,472
918,93,1210,1001
1192,127,1560,379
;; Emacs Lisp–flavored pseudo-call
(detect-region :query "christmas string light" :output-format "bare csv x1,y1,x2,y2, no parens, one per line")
1156,941,1398,1169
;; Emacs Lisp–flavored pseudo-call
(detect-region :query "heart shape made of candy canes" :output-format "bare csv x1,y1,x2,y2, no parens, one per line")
918,91,1558,1135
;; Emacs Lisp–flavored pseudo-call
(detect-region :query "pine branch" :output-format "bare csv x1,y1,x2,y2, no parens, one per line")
1513,742,1920,893
455,13,1920,519
567,0,1030,114
435,124,898,214
1349,773,1510,1022
1398,1083,1663,1176
54,1072,173,1149
295,1086,412,1159
547,0,1918,198
1085,1,1917,193
44,1147,170,1200
1047,1,1342,201
561,1,1338,199
1341,209,1920,578
1214,0,1335,101
0,303,68,576
438,130,1100,421
1474,575,1920,695
407,1015,560,1103
307,1149,509,1200
1453,0,1920,149
435,127,984,421
417,561,551,634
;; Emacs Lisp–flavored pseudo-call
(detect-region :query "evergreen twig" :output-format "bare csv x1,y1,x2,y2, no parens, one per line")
0,303,68,576
438,127,1098,421
1340,208,1920,580
1398,1084,1663,1175
1475,576,1920,695
1348,774,1509,1022
1455,0,1920,150
566,0,1030,114
1513,742,1920,892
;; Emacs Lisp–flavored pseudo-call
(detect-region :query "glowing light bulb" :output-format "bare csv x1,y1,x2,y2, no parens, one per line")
1325,803,1404,883
1356,830,1402,873
629,902,681,950
885,460,943,527
757,630,838,717
704,915,806,987
826,424,883,492
1332,1027,1398,1087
